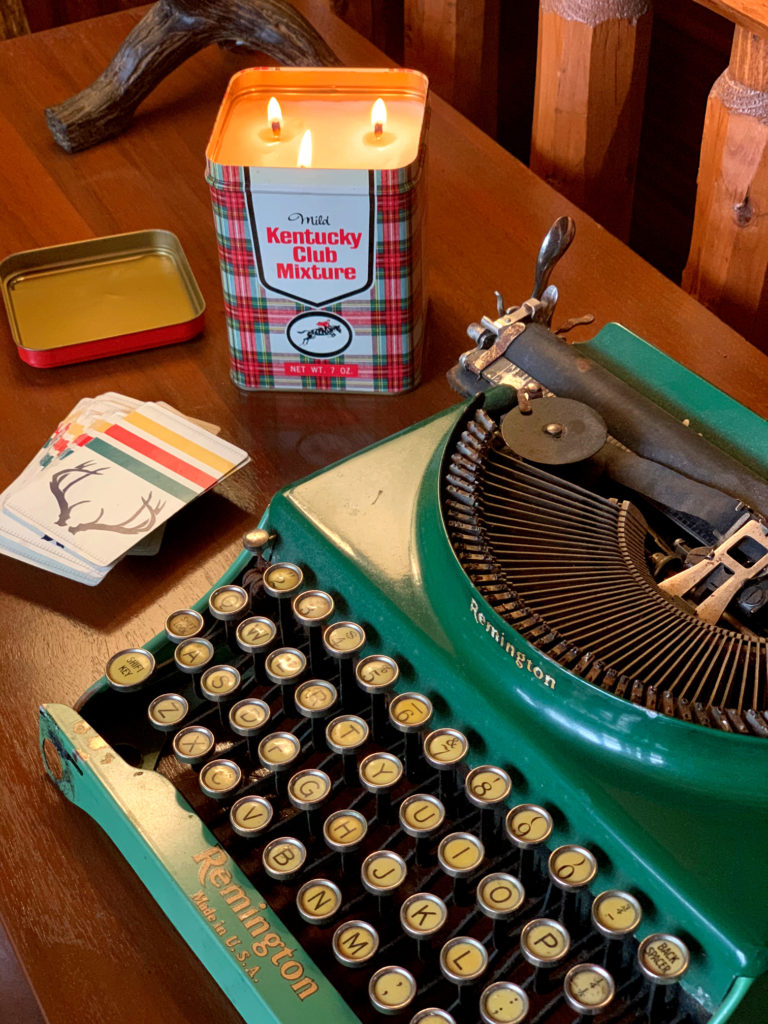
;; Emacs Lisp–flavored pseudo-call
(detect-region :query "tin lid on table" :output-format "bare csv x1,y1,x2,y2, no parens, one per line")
1,229,205,368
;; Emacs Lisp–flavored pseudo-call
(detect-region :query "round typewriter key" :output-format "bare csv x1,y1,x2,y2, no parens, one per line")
265,646,306,713
548,844,598,892
410,1009,456,1024
355,654,399,694
505,803,553,890
369,966,417,1015
263,561,303,598
293,589,334,627
235,615,277,656
389,691,433,732
424,728,468,768
424,728,468,807
287,768,331,833
439,935,488,988
333,920,379,968
262,836,306,880
400,892,448,943
229,795,273,837
399,793,445,864
465,765,512,808
465,764,512,852
520,918,571,968
323,809,368,855
323,620,366,657
147,693,188,732
439,832,484,904
293,589,335,669
105,648,155,692
591,890,642,939
296,878,342,924
326,713,369,784
637,933,690,984
295,679,338,716
477,872,525,920
228,697,270,738
438,832,485,877
257,731,301,791
326,713,369,753
563,963,615,1016
390,692,433,780
480,981,529,1024
287,768,332,811
174,637,214,675
164,608,204,643
265,646,306,683
199,758,242,800
263,562,304,641
360,751,403,823
360,751,404,793
324,620,366,705
295,679,338,749
361,850,407,898
172,725,215,766
356,654,399,739
209,584,249,623
505,804,553,849
200,664,242,703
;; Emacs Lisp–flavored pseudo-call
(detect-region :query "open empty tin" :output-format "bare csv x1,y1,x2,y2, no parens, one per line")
1,230,205,368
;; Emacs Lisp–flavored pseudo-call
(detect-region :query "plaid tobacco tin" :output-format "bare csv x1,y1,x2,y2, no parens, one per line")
205,68,429,393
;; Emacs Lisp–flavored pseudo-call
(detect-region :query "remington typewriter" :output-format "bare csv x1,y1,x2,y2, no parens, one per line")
40,220,768,1024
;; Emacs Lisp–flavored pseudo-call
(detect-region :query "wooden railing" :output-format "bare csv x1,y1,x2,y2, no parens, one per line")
5,0,768,353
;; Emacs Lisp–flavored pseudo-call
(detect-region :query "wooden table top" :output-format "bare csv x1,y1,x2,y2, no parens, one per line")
1,4,766,1022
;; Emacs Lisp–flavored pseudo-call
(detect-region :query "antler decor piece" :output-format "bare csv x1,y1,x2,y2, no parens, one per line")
46,0,341,152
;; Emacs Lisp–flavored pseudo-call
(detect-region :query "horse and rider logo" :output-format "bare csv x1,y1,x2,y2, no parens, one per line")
286,312,354,358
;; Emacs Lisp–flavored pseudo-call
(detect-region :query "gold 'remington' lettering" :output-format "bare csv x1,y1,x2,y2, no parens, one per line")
469,598,556,689
191,845,318,1000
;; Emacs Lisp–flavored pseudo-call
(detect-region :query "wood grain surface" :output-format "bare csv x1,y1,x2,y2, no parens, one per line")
0,4,766,1023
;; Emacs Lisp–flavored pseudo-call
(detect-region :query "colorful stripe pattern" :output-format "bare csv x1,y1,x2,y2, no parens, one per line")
85,437,198,503
205,137,427,394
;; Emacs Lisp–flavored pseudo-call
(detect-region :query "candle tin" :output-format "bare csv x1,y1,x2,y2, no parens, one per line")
0,230,205,368
205,67,429,393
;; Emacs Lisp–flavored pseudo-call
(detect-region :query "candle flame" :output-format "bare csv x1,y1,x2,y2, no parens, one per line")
268,96,282,136
297,129,312,168
371,97,387,136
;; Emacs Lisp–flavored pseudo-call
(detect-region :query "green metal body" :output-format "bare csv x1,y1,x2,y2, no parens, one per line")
40,324,768,1023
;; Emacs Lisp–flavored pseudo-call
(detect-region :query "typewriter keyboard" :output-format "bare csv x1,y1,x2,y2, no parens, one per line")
85,546,709,1024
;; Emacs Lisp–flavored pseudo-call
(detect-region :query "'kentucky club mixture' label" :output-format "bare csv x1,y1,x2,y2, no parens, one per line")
246,179,375,310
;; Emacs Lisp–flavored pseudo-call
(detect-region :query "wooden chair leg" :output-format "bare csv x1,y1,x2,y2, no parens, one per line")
530,0,652,240
682,26,768,350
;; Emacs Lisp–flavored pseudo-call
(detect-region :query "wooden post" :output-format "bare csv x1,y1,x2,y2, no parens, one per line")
530,0,652,240
0,0,30,40
682,25,768,350
403,0,500,136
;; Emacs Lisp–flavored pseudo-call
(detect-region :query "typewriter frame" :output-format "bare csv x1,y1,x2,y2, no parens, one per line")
40,323,768,1024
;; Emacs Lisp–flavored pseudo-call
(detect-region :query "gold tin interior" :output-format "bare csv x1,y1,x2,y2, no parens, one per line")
0,230,205,352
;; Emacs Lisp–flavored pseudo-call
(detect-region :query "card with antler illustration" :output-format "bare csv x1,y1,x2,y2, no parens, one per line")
2,398,249,571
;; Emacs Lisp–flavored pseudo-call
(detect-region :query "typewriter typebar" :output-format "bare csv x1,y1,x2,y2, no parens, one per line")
40,324,768,1024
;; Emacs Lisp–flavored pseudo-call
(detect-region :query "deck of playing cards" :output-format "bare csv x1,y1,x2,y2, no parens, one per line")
0,392,249,584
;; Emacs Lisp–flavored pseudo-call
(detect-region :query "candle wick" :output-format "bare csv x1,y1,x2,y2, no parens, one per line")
271,121,281,138
374,122,384,137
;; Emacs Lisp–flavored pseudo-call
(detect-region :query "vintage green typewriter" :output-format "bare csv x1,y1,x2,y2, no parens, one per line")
40,221,768,1024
